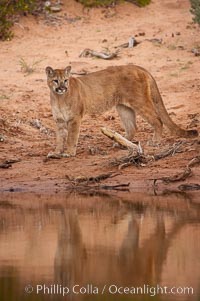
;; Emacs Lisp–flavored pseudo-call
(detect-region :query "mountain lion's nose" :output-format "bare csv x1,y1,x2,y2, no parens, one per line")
55,87,67,94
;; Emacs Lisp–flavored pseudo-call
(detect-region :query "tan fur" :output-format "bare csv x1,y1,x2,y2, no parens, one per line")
46,65,198,157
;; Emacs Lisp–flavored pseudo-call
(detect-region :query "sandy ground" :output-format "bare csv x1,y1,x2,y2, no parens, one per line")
0,0,200,193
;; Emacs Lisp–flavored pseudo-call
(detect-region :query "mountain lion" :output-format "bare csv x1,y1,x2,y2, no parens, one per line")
46,65,198,158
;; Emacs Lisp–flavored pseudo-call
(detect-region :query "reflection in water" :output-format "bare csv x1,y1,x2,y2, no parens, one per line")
0,191,199,301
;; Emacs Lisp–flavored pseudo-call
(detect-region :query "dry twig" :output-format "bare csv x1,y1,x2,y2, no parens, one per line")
154,141,184,160
187,156,200,168
110,153,148,170
153,167,192,184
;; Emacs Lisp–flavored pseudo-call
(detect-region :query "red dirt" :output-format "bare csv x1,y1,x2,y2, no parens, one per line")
0,0,200,193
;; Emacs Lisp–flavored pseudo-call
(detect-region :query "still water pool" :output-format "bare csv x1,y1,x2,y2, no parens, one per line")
0,191,199,301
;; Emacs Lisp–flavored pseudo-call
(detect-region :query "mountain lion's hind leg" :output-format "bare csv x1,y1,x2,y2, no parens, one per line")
137,106,163,146
116,104,137,140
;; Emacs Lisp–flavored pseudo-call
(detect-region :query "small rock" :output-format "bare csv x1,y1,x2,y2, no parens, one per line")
0,134,4,142
30,119,42,129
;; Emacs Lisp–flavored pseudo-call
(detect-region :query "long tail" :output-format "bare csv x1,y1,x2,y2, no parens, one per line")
150,77,198,138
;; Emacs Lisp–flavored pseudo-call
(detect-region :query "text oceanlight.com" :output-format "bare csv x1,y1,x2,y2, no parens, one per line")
24,284,194,297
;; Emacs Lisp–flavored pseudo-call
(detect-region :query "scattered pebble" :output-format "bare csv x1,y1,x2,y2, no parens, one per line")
0,134,5,142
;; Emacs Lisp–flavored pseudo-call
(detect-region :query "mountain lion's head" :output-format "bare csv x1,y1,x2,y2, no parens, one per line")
46,66,71,95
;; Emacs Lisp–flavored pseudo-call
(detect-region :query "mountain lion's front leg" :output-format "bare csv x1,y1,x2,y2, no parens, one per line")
65,118,81,157
47,120,67,158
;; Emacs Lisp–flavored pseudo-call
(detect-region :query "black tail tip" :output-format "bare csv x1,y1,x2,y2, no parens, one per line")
187,129,199,138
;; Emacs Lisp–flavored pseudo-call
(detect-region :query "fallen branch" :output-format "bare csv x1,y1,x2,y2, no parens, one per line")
79,48,119,60
153,167,192,184
101,127,148,169
101,127,143,154
178,183,200,191
110,153,148,169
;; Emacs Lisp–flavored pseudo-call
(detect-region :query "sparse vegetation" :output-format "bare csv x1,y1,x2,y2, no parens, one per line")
190,0,200,25
0,0,152,41
76,0,151,7
0,0,36,41
167,44,177,51
76,0,118,7
0,94,9,100
179,61,193,71
19,57,44,75
126,0,151,6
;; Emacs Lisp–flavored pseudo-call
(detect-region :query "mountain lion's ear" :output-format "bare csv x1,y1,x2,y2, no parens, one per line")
64,66,71,76
46,66,55,77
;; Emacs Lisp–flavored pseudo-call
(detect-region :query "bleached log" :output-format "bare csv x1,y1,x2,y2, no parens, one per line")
79,48,118,60
101,127,142,155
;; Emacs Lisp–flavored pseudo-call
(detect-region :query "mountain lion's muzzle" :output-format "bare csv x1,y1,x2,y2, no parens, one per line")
54,86,67,95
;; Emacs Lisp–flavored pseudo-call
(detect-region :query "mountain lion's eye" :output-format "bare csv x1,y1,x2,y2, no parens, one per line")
64,79,68,84
53,80,59,84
